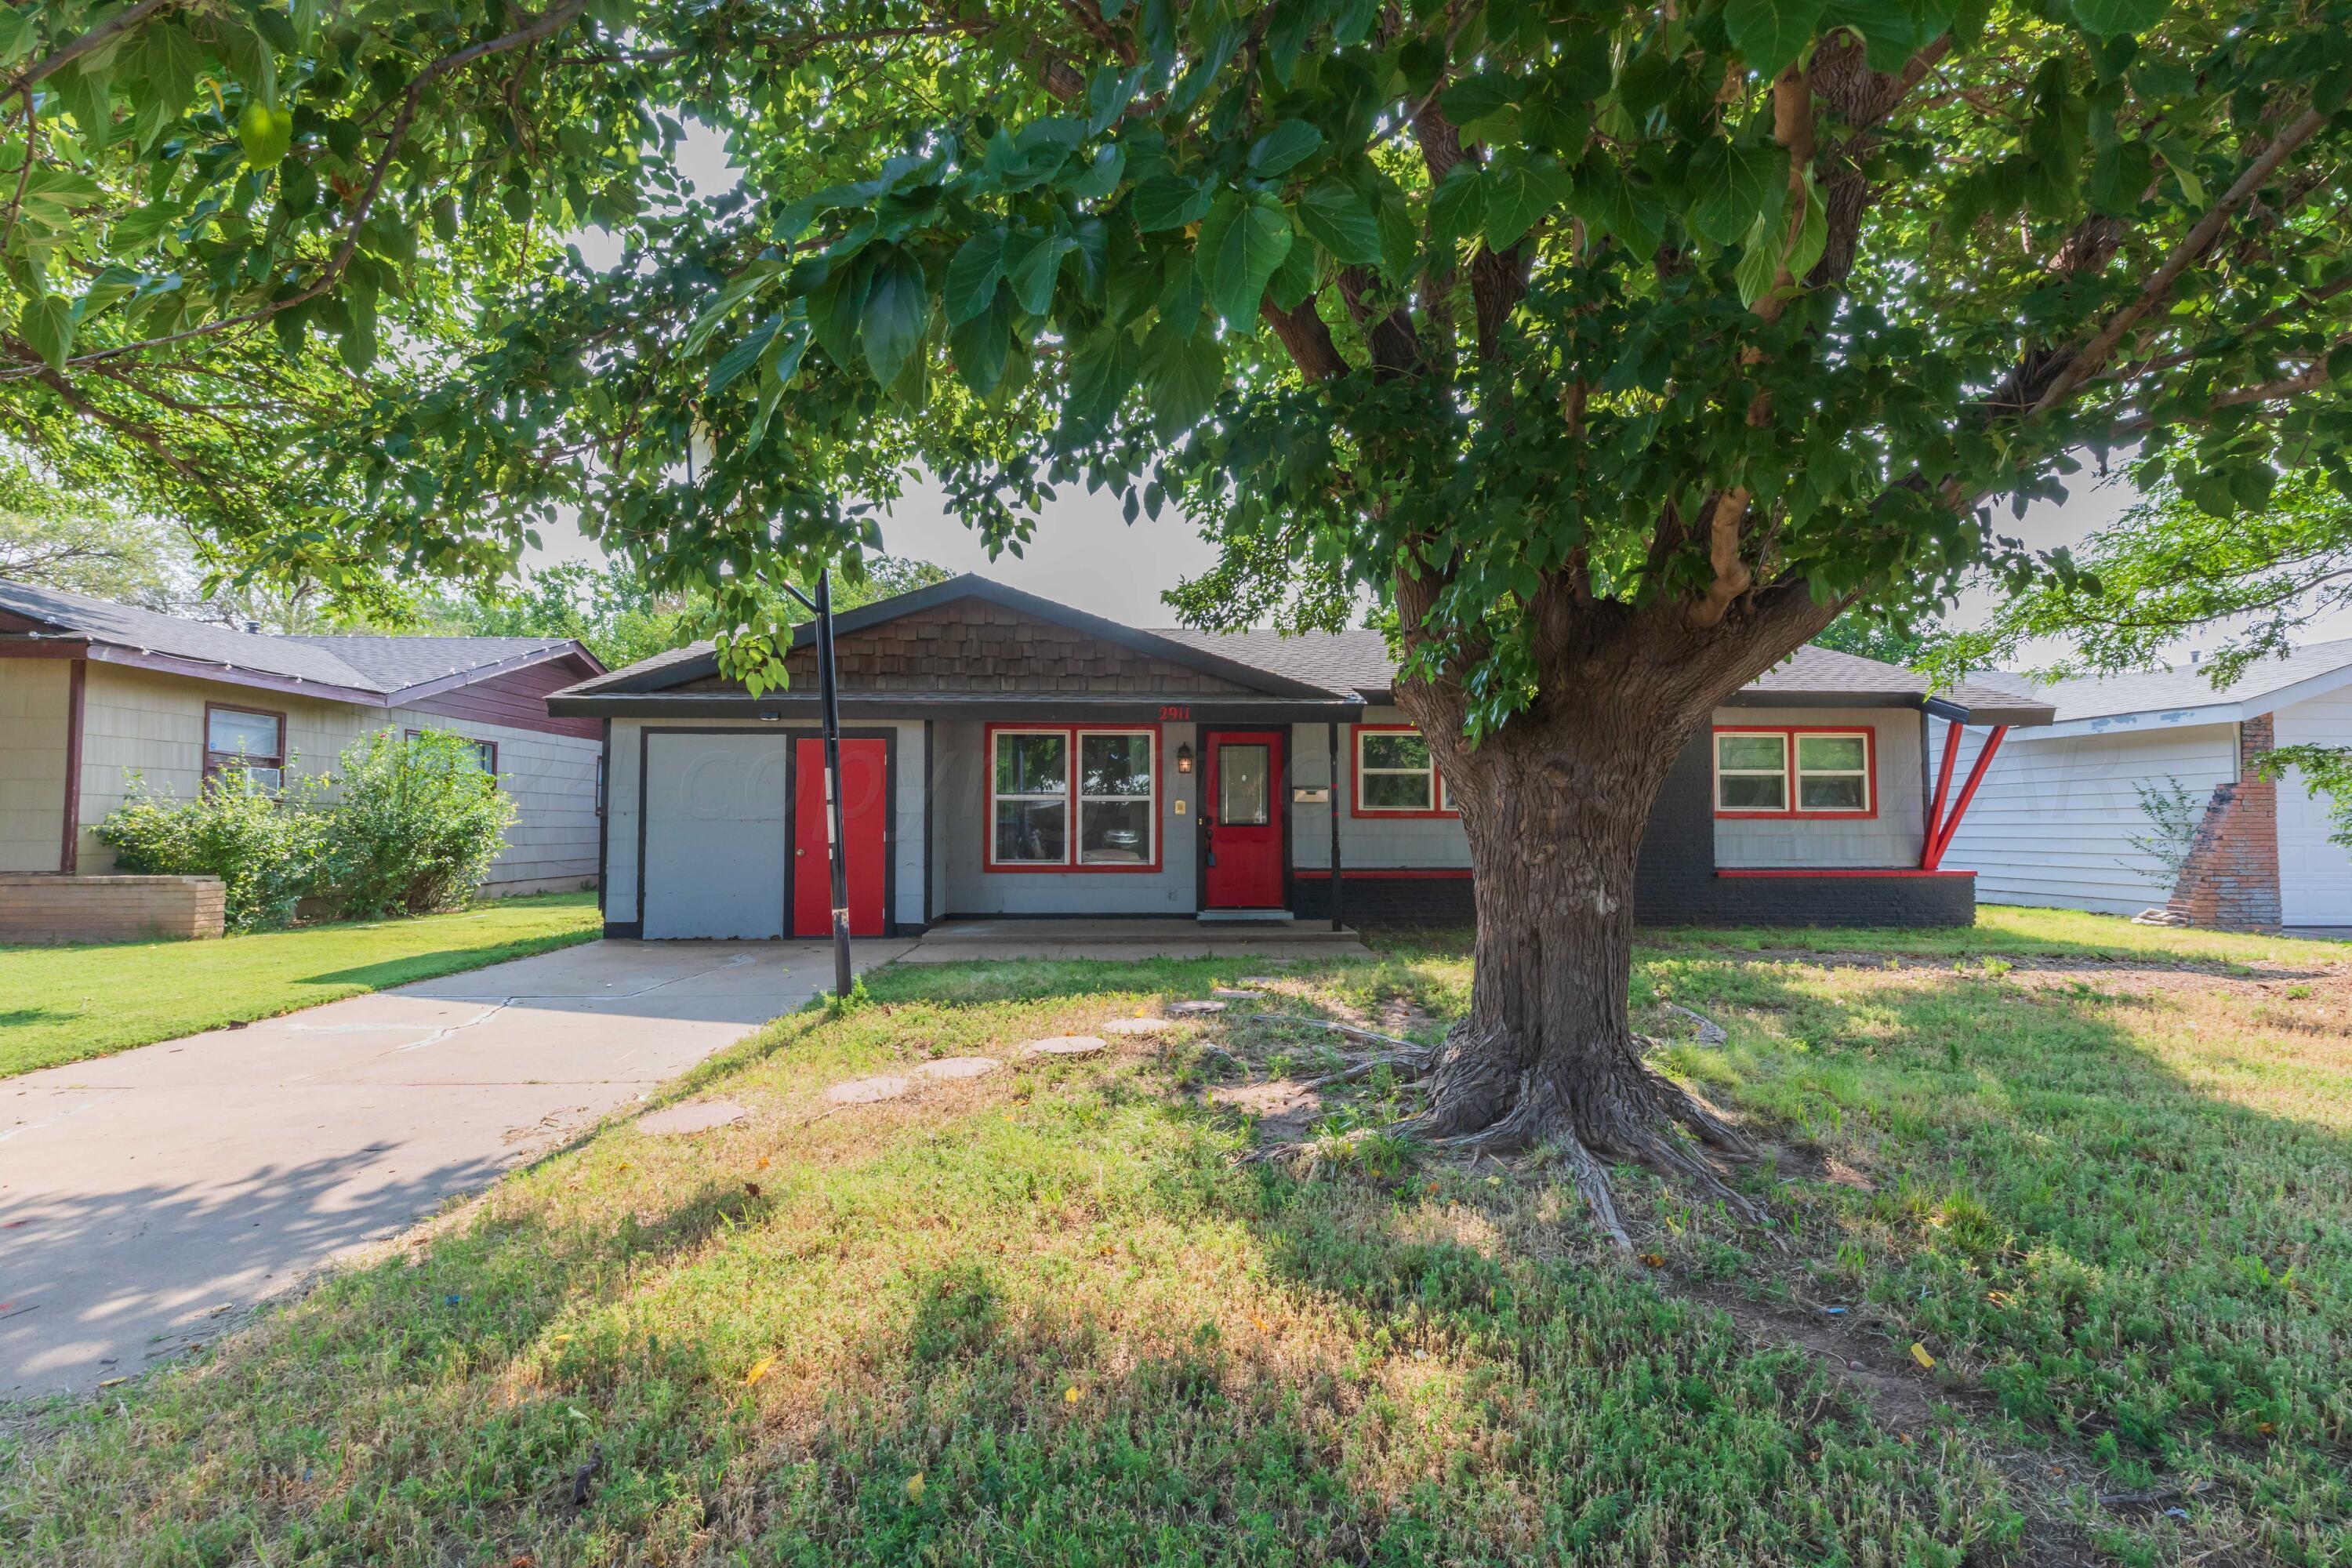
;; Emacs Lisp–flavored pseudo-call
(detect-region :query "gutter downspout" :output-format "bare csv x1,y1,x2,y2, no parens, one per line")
1328,720,1345,932
60,658,85,873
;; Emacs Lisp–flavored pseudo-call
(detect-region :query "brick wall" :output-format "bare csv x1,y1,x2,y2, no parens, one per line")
0,874,226,943
679,598,1250,694
2165,716,2282,931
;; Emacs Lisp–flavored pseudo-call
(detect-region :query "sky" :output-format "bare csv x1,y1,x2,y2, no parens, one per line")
545,125,2325,659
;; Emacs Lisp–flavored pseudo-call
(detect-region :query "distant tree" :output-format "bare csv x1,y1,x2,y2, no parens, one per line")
1811,608,1940,668
0,463,183,609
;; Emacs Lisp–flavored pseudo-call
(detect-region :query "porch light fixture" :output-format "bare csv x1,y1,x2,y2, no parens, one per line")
1176,742,1194,774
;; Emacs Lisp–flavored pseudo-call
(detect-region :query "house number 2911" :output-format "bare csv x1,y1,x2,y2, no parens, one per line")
1159,705,1192,721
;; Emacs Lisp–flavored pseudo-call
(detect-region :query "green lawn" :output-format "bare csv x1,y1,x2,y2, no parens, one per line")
3,907,2347,1565
0,892,602,1077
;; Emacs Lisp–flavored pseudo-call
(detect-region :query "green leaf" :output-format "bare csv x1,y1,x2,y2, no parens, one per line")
0,8,38,67
708,313,780,395
1686,140,1781,248
20,294,71,371
1440,73,1521,135
1133,175,1214,232
1821,0,1927,71
2070,0,2169,38
238,100,294,167
1734,214,1780,308
860,246,929,387
1068,143,1126,199
1428,162,1486,252
944,230,1007,325
1142,324,1224,436
1724,0,1828,75
949,285,1014,394
808,255,873,372
1066,327,1140,429
1006,227,1074,316
1247,119,1325,179
1298,180,1383,264
1197,191,1294,328
1269,234,1319,310
1482,158,1573,251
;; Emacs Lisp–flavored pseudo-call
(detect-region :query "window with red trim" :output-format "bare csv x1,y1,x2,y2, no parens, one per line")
986,725,1158,869
1352,725,1458,816
1712,727,1875,817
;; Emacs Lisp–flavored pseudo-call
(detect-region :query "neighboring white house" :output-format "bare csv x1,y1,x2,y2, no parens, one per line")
1936,640,2352,927
0,578,608,897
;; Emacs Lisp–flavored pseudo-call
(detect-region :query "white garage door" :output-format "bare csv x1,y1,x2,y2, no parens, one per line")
642,733,788,938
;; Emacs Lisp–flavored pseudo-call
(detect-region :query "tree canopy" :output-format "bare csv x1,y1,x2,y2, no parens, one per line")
15,0,2352,706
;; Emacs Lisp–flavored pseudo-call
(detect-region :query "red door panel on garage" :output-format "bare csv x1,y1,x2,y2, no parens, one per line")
793,736,888,937
1204,729,1284,909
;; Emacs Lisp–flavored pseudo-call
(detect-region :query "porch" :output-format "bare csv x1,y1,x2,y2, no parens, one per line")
902,916,1372,962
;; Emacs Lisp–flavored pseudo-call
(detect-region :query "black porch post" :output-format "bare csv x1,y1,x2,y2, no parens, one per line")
1327,720,1345,933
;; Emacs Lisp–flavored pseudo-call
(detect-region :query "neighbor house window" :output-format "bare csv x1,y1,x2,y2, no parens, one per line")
204,705,285,791
986,725,1159,869
1352,725,1454,816
405,728,499,786
1713,728,1875,817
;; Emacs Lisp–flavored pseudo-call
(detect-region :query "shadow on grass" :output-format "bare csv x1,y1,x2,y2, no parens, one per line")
6,946,2344,1566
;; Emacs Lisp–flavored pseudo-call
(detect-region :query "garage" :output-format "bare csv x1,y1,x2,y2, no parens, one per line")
641,732,787,938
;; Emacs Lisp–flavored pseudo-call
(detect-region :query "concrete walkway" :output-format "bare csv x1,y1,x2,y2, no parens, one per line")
0,938,909,1399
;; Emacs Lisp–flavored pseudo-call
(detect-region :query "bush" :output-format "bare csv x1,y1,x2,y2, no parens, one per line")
96,766,328,931
320,728,517,918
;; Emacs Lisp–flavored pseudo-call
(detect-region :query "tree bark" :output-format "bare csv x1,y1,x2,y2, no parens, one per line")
1370,588,1835,1243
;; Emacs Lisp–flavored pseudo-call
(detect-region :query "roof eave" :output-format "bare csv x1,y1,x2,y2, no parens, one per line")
381,641,602,706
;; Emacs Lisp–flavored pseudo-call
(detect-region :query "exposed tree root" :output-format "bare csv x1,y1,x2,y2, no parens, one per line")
1240,1020,1769,1252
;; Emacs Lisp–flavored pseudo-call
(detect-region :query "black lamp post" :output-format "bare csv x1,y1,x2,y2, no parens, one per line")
775,568,853,1000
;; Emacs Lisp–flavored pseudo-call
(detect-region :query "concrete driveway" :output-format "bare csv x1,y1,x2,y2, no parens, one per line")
0,937,909,1399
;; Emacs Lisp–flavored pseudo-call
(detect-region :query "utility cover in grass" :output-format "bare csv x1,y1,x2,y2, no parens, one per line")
1101,1017,1175,1036
825,1075,913,1105
1211,988,1266,1000
637,1099,751,1135
1166,1000,1225,1016
1022,1035,1109,1058
913,1056,1000,1080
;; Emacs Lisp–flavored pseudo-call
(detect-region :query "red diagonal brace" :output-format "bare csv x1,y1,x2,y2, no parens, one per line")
1924,725,2009,870
1920,717,1966,866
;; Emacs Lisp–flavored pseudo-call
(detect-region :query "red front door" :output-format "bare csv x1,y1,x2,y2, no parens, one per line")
1203,730,1284,909
793,736,888,937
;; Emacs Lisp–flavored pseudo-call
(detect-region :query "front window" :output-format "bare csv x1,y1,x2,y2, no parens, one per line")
1714,728,1874,815
1355,728,1448,814
1079,731,1155,863
988,727,1158,869
405,728,499,787
205,706,285,791
1713,731,1788,812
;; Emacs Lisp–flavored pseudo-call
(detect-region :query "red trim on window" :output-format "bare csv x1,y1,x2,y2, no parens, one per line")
1715,868,1974,879
201,701,288,781
982,721,1164,873
1711,724,1879,820
1293,867,1473,880
1348,723,1458,818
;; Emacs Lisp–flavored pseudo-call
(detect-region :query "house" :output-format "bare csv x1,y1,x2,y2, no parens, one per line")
0,579,608,909
549,575,2051,938
1934,641,2352,927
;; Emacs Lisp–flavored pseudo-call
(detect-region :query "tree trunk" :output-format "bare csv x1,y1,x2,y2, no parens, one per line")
1376,591,1830,1243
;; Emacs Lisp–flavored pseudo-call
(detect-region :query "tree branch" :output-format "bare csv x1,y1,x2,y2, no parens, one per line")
2025,104,2332,419
2,0,176,96
1260,294,1350,382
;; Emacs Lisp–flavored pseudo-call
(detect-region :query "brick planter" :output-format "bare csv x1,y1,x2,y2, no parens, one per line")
0,874,227,944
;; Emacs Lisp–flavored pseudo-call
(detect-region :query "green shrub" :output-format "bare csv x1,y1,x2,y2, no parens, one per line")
95,766,328,931
319,728,517,918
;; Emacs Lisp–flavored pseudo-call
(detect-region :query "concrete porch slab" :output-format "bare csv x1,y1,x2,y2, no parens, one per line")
903,918,1371,962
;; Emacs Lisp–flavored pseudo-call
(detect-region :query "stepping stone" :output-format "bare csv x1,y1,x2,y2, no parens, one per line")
637,1098,750,1135
914,1055,1000,1080
1102,1017,1175,1036
1022,1035,1109,1059
1167,1000,1226,1016
1212,988,1266,1000
1237,976,1287,987
824,1075,912,1105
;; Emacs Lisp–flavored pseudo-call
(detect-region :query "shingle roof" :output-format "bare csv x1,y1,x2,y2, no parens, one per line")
1995,638,2352,724
1145,627,1394,697
285,634,579,690
0,577,587,700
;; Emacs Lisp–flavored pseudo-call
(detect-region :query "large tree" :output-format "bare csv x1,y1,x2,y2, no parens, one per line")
16,0,2352,1232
